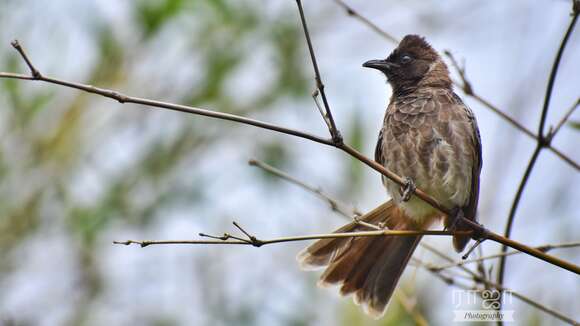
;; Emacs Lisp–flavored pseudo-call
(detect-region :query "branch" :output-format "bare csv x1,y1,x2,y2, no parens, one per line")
1,40,451,216
248,159,362,218
333,0,579,171
332,0,399,44
296,0,341,143
3,40,579,275
114,221,470,248
418,244,578,325
538,7,579,140
548,97,580,140
428,241,580,271
469,91,578,169
497,3,579,290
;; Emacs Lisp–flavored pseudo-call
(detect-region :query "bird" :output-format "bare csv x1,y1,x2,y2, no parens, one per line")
297,34,482,318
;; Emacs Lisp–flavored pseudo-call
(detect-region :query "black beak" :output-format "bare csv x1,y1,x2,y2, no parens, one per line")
362,59,397,71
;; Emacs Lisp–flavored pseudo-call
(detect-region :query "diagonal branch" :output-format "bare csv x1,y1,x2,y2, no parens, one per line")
548,97,580,140
428,241,580,271
497,3,579,291
2,40,579,275
248,159,362,218
333,0,399,44
1,40,448,215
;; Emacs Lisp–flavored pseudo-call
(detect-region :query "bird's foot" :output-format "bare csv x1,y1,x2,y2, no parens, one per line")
399,177,416,202
445,206,465,232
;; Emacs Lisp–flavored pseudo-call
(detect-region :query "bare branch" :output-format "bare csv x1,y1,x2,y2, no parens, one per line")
11,40,41,78
549,97,580,140
538,10,579,140
311,89,334,134
332,0,399,44
296,0,341,143
114,228,470,248
2,40,578,275
0,40,452,217
497,5,579,292
444,50,473,96
428,241,580,271
469,91,578,169
248,159,362,218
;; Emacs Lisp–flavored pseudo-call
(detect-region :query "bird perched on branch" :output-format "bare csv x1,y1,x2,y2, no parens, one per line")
298,35,482,318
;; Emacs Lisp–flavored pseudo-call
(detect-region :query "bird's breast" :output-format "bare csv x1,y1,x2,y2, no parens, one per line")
380,96,473,223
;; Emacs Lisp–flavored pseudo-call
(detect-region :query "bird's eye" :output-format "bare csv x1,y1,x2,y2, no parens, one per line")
400,55,412,64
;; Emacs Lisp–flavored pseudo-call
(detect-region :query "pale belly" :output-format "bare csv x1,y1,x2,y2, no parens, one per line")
382,138,472,225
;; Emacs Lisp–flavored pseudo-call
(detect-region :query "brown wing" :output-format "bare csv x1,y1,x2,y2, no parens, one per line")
451,93,482,251
375,128,384,166
454,93,482,224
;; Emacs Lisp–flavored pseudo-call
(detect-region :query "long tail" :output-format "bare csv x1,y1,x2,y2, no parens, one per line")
297,201,422,318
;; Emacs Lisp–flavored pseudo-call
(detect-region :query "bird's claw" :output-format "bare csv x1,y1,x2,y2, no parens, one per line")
399,177,416,202
445,207,465,231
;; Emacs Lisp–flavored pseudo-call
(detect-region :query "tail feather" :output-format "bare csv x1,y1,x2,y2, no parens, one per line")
356,235,421,316
297,201,395,270
297,200,422,318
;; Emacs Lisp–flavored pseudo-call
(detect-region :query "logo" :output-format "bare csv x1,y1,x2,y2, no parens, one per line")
452,289,514,322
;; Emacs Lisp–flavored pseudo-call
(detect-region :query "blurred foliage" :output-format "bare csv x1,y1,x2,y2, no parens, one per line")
0,1,313,324
136,0,185,39
339,297,420,326
342,110,366,197
3,1,573,325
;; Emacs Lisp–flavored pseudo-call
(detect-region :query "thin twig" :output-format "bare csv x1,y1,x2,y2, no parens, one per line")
332,0,580,171
10,40,41,78
114,228,471,247
296,0,341,143
549,97,580,140
332,0,399,44
311,89,335,134
429,241,580,271
469,91,579,169
497,5,579,293
248,159,362,218
444,50,473,95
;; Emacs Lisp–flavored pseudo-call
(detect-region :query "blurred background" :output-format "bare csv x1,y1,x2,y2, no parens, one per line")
0,0,579,325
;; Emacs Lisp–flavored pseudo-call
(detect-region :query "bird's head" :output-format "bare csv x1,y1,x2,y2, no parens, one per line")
363,35,451,94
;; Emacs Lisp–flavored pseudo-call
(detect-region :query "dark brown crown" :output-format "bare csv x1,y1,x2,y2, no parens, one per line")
396,35,439,61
